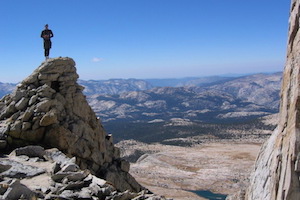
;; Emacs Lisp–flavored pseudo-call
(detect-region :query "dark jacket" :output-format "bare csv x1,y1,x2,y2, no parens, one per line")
41,29,54,49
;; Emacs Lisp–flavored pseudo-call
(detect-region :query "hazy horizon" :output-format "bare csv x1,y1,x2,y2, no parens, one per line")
1,70,282,84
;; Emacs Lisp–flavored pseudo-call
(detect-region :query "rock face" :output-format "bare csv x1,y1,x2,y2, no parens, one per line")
0,57,141,192
232,1,300,200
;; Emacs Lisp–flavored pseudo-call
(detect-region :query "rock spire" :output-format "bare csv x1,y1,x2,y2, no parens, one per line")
0,57,141,192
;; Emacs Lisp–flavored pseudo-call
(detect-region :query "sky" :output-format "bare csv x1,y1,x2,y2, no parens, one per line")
0,0,291,83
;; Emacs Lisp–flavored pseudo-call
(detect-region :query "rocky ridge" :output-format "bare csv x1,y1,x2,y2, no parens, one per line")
228,1,300,199
0,57,142,193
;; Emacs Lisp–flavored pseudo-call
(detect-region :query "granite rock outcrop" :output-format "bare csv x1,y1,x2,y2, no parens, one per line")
228,1,300,199
0,57,141,192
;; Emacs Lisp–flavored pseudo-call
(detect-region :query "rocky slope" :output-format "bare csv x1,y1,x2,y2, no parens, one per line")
228,1,300,199
0,57,142,193
0,145,167,200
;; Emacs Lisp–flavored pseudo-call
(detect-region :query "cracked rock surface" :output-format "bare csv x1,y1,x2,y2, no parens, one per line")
0,146,168,200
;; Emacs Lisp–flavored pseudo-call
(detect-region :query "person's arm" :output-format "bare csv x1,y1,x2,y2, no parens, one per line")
50,30,54,38
41,30,44,38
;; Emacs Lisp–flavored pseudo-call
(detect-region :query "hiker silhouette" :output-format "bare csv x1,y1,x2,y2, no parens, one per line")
41,24,54,60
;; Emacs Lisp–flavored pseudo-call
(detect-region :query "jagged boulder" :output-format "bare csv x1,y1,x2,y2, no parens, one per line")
0,57,142,192
228,1,300,200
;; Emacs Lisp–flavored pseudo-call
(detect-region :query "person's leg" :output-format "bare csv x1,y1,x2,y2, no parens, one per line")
45,49,49,59
44,40,51,59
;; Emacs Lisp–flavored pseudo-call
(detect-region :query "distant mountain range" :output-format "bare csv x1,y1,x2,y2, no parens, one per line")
78,76,236,95
0,72,282,143
78,79,153,96
82,72,281,122
145,76,238,87
82,72,282,143
0,73,282,122
0,82,16,97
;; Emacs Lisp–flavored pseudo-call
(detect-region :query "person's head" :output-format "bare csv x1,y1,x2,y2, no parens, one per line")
45,24,49,29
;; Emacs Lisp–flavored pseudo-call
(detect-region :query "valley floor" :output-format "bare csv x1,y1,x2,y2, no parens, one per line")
124,142,261,200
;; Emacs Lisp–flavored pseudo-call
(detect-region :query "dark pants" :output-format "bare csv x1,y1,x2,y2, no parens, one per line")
44,49,50,57
44,40,52,57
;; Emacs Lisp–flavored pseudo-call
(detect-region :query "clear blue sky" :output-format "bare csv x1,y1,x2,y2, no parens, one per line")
0,0,290,83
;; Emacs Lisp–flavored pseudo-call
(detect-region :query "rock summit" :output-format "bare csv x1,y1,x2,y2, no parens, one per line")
0,57,141,192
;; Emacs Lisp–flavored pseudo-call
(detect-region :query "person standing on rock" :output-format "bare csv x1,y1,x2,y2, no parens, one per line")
41,24,54,60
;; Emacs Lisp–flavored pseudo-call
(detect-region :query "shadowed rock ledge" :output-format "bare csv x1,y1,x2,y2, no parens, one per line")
228,0,300,199
0,57,142,193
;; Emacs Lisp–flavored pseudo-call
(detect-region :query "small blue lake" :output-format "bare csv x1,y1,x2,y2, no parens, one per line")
191,190,227,200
